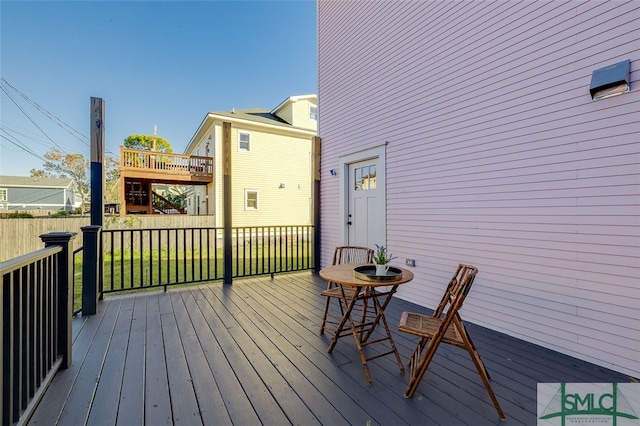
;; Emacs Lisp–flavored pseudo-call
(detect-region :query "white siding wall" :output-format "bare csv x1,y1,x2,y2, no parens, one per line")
189,120,313,226
231,126,312,226
276,105,294,125
292,99,318,130
318,0,639,376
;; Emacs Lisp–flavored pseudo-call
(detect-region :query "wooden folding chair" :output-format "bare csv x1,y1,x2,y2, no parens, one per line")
319,246,374,335
398,264,506,420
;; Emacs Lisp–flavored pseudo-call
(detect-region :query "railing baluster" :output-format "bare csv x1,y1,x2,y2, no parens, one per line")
157,229,162,287
206,228,210,280
1,233,75,424
260,227,265,274
191,228,195,282
149,229,153,287
182,228,187,283
174,229,178,283
139,230,144,287
199,228,203,281
96,224,313,294
214,228,219,279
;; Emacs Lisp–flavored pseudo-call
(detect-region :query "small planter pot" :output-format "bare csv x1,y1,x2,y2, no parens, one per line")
375,264,389,276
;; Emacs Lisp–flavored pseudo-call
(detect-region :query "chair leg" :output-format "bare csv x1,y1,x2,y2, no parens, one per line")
404,335,442,398
455,319,506,420
407,336,428,380
319,294,332,334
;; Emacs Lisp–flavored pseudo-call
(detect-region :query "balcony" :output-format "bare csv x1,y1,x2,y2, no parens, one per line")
27,271,633,425
120,147,213,185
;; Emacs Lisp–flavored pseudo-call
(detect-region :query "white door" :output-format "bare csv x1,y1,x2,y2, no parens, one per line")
347,158,385,248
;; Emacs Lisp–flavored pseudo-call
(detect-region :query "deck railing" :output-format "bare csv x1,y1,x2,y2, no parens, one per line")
100,225,314,295
0,232,75,426
120,147,213,179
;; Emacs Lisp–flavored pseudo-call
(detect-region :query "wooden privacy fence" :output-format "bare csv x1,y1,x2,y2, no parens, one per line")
0,216,221,261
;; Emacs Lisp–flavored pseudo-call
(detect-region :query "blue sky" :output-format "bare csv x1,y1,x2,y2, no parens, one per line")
0,0,317,176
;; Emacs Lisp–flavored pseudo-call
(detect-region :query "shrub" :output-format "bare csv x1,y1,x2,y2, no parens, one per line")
8,212,34,218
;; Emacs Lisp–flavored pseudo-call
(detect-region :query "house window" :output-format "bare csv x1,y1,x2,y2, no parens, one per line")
310,105,317,120
239,132,251,151
0,188,7,202
245,190,258,210
354,165,376,191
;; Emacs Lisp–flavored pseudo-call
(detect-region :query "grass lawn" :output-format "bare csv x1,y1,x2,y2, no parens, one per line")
73,247,312,313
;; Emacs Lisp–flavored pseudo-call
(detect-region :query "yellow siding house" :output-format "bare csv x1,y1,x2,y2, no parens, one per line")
184,94,317,227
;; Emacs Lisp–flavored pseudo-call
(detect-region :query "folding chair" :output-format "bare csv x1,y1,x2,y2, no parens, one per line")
319,246,374,335
398,264,505,420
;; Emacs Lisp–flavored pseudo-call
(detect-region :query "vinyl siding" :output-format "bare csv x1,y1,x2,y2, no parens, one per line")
231,126,312,226
274,99,318,130
291,100,317,130
276,105,293,125
190,120,313,227
6,186,70,210
183,120,313,224
318,0,639,376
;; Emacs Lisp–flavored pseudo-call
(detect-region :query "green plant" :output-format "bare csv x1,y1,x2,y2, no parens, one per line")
373,244,396,265
8,212,33,218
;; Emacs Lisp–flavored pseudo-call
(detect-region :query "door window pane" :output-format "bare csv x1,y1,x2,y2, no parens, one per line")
368,165,376,189
354,165,376,191
355,167,363,191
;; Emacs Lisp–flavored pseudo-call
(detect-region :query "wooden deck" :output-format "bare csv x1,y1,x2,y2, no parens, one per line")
28,271,634,425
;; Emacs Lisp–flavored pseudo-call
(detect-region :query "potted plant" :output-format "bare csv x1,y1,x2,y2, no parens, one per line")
373,244,396,275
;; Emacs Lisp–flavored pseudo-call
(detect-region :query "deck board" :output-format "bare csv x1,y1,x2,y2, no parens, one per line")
198,286,294,425
29,271,635,426
169,291,228,426
86,297,133,425
56,297,120,425
116,295,146,425
144,294,173,425
185,289,260,425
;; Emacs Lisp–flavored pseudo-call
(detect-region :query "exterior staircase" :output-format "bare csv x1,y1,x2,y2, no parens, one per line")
124,181,185,214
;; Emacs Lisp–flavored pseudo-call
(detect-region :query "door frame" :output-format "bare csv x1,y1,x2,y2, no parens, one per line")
337,143,387,245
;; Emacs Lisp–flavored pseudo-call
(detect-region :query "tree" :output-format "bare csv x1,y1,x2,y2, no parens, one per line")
31,148,89,213
124,134,173,152
164,185,189,209
31,148,121,212
104,155,120,204
29,169,46,178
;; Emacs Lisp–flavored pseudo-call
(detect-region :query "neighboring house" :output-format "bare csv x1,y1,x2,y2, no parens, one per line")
0,175,79,212
317,1,639,378
184,94,317,227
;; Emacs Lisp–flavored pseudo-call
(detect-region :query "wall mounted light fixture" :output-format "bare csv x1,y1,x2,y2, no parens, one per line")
279,183,285,188
329,169,337,176
590,59,631,101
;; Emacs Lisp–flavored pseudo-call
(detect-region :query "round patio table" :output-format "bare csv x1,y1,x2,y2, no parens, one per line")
319,263,414,383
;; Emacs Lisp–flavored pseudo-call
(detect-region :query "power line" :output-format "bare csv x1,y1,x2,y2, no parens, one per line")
0,77,89,146
0,120,60,150
0,78,120,159
0,128,48,163
0,82,70,155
